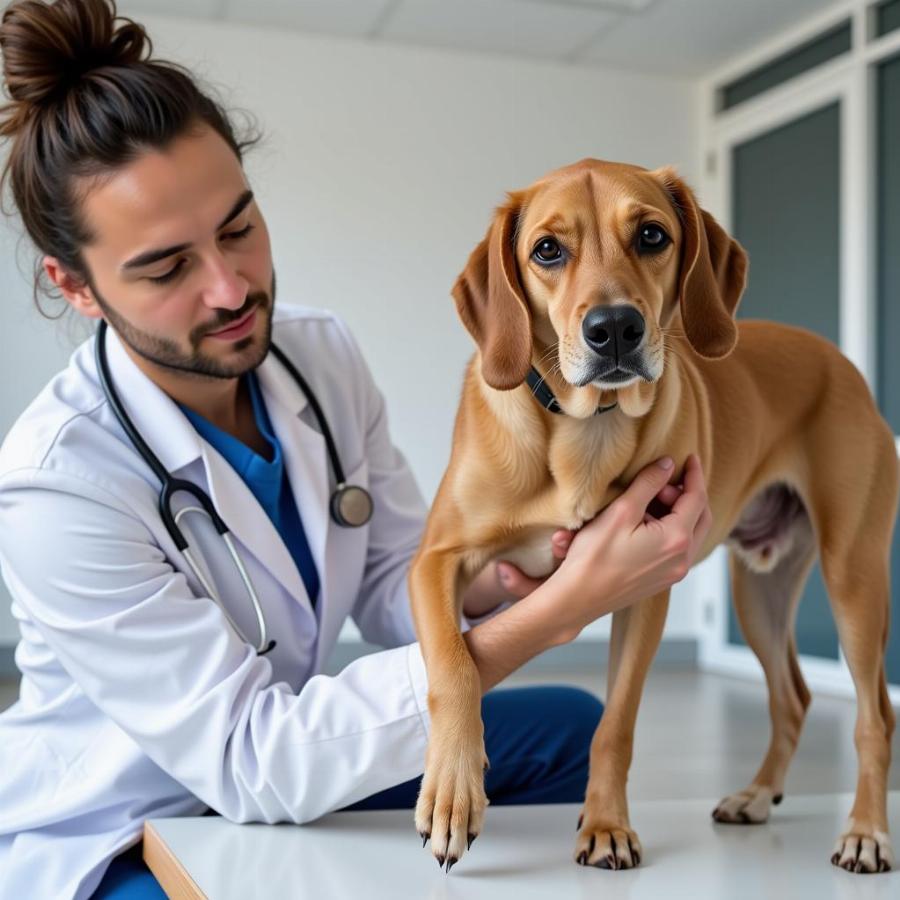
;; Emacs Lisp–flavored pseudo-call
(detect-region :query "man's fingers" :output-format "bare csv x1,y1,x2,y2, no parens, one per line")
496,562,544,599
552,529,575,559
693,505,713,541
642,482,685,523
667,454,709,528
655,484,683,508
616,457,675,525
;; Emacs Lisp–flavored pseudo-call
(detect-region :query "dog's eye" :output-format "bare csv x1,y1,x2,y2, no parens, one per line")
532,238,563,265
638,224,670,253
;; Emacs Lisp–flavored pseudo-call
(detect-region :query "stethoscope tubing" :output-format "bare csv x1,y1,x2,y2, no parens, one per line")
93,318,373,654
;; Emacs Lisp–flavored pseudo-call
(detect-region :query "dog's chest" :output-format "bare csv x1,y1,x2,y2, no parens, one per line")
548,415,633,526
496,418,633,580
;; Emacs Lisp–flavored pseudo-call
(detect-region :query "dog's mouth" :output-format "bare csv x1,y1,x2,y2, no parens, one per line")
575,357,656,388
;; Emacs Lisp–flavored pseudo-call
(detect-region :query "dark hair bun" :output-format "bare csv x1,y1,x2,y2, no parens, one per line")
0,0,150,111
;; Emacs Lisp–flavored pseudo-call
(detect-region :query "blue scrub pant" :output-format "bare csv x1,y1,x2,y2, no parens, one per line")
92,685,603,898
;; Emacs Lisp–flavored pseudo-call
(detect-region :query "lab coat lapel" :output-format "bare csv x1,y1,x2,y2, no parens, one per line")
197,441,314,619
98,325,315,619
255,351,330,622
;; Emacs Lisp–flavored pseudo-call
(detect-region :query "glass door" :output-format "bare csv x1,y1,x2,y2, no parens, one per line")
726,102,842,661
876,51,900,685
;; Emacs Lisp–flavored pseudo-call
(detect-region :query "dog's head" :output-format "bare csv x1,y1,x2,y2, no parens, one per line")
451,159,748,418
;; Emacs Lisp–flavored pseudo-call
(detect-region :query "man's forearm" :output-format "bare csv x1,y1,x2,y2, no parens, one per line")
463,581,574,694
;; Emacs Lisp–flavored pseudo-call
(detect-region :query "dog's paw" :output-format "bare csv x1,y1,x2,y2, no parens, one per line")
711,784,776,824
831,819,894,873
414,738,489,872
574,814,643,870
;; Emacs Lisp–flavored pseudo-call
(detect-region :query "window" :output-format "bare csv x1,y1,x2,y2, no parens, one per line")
718,21,851,112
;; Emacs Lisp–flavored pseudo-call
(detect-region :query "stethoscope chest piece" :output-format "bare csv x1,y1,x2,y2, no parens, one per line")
330,483,373,528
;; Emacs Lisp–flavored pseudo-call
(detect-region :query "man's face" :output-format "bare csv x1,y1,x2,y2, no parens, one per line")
62,122,275,380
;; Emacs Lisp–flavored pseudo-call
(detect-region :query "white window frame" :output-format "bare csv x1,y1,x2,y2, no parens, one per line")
695,0,900,704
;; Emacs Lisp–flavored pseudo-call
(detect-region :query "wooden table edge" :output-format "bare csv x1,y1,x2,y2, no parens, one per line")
143,820,208,900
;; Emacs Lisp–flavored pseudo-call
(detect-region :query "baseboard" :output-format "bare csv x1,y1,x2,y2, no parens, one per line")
0,638,698,682
321,637,698,677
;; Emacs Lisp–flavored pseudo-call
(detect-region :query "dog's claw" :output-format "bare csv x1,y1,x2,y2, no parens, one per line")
436,853,445,869
576,813,583,832
420,831,429,848
445,856,457,873
467,832,476,850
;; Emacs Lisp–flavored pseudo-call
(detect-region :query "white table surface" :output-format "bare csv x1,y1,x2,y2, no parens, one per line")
146,791,900,899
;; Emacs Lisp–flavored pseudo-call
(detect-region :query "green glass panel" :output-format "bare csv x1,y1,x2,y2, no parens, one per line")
726,103,841,661
877,57,900,435
721,21,851,111
875,0,900,38
876,54,900,685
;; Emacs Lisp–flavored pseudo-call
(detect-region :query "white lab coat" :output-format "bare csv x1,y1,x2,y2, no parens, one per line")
0,303,501,900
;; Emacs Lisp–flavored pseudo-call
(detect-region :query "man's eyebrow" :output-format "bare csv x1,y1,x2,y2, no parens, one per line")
121,189,254,272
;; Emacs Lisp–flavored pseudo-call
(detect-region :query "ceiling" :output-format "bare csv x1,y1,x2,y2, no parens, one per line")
119,0,844,77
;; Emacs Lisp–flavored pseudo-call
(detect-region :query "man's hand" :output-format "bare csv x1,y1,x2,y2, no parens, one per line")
460,478,688,619
460,530,574,619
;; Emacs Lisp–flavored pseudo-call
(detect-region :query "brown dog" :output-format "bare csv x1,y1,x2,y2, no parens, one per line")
408,158,898,874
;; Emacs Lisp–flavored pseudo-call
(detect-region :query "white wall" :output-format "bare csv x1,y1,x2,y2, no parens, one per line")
0,14,702,646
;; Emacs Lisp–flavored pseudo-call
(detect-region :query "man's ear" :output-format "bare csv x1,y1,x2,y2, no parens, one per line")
451,192,532,390
43,256,102,319
652,166,748,359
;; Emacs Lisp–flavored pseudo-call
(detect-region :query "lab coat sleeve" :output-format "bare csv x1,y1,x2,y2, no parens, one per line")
334,319,508,647
0,469,434,824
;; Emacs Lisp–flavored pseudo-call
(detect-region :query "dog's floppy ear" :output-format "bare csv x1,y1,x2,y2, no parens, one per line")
451,193,532,390
654,167,748,359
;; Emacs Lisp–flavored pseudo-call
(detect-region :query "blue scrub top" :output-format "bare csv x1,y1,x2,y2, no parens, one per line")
178,370,320,607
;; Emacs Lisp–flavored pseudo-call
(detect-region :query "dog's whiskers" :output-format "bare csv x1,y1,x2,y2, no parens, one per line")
529,343,563,396
661,335,690,367
534,343,560,370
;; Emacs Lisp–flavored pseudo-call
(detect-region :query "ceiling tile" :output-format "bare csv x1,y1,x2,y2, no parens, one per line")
117,0,222,20
220,0,393,37
529,0,655,10
381,0,619,61
577,0,842,75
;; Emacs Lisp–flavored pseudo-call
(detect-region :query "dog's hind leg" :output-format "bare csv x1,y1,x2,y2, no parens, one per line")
812,467,897,874
712,510,816,826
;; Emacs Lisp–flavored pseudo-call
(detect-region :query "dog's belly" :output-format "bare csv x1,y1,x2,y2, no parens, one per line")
726,482,809,573
494,483,810,582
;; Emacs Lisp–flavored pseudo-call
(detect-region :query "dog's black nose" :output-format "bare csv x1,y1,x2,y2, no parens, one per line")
582,305,645,358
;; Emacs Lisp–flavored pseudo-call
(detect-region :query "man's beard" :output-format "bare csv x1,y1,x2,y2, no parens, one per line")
90,270,277,380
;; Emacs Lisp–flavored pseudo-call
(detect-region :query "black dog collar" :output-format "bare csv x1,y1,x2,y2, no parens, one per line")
525,367,618,416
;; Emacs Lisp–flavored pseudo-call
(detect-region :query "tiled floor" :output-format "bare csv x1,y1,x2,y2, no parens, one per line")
502,667,900,803
3,666,898,802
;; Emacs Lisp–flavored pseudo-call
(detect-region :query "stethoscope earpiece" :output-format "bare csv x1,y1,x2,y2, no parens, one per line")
95,319,374,656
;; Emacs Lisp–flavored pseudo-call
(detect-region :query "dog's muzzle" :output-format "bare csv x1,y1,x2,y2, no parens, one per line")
581,305,651,383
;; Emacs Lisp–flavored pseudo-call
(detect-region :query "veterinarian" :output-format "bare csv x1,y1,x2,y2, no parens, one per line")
0,1,713,898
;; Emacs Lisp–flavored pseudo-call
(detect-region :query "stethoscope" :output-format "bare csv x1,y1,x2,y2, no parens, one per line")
94,318,374,655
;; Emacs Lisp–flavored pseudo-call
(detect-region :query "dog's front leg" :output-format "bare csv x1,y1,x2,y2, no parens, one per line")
409,546,488,872
575,588,671,870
